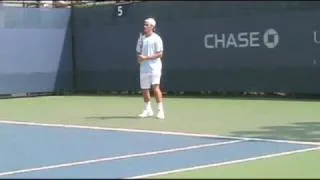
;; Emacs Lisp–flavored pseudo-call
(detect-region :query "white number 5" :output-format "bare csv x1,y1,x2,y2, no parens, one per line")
117,5,123,17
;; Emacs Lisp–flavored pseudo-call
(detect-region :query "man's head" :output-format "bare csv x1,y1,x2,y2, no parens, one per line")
144,17,156,35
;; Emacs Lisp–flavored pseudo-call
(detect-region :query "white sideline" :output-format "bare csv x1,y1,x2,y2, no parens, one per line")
0,120,319,146
0,140,244,177
127,146,320,179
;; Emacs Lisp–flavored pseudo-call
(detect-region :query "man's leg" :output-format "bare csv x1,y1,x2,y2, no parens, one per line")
142,88,152,111
139,73,153,118
152,74,165,119
142,89,151,103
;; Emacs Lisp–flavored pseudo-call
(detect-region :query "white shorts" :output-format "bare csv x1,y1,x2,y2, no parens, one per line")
140,73,161,89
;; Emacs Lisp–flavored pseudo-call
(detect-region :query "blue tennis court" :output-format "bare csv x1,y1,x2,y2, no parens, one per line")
0,121,319,178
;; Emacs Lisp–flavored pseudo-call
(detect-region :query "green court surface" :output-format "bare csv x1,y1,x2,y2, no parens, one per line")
158,150,320,179
0,95,319,178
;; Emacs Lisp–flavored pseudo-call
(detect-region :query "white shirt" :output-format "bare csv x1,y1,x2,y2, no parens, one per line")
136,32,163,74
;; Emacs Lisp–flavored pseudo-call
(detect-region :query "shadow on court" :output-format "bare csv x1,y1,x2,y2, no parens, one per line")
230,122,320,142
86,116,139,120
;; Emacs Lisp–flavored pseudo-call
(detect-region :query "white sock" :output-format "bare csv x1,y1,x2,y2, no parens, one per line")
158,102,163,111
145,101,151,110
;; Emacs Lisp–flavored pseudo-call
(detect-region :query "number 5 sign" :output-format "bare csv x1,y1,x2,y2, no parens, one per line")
115,3,130,17
116,5,123,16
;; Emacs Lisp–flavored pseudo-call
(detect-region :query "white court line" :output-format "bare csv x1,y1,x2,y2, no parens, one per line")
0,139,244,177
0,120,319,146
127,146,320,179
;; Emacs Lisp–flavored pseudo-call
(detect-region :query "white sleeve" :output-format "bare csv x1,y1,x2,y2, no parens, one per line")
155,36,163,52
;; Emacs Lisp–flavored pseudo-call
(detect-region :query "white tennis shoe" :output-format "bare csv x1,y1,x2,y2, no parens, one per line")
138,109,154,118
156,110,165,119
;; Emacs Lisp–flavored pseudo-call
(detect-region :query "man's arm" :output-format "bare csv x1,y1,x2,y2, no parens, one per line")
137,51,162,61
146,51,163,60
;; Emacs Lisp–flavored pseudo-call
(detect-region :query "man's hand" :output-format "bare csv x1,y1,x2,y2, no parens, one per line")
138,55,147,61
137,54,147,64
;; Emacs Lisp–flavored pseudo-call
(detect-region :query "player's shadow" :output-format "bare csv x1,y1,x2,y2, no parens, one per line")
230,122,320,142
86,116,139,120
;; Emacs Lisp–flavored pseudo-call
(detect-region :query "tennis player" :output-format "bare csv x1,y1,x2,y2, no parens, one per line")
136,17,165,119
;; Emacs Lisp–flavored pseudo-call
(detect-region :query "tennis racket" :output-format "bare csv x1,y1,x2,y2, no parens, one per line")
137,32,144,64
138,32,143,54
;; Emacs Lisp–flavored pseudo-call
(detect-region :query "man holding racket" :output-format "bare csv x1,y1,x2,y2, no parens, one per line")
136,17,165,119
